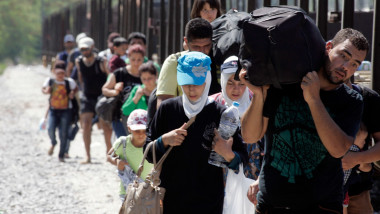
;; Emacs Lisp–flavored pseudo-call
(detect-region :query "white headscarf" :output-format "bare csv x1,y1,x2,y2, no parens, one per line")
220,72,251,118
181,71,212,119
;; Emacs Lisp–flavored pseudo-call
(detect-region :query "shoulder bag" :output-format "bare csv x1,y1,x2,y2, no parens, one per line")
119,116,196,214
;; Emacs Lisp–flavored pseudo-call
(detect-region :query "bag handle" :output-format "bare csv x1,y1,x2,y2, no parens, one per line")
154,116,196,170
134,116,197,185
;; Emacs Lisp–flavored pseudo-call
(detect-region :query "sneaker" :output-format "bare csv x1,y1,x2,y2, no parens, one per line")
59,158,65,162
48,146,55,156
64,153,70,158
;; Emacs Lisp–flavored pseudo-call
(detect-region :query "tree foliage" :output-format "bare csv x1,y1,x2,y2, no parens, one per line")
0,0,81,64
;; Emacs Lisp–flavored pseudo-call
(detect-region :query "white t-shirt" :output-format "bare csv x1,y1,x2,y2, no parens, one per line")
43,77,76,109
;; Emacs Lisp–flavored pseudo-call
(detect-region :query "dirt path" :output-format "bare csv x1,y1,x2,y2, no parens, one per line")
0,65,121,214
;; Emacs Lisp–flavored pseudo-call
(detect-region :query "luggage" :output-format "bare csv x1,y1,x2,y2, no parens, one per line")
240,6,326,88
211,9,250,66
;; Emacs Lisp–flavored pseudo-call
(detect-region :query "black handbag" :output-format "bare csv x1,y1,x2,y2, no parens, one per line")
95,94,121,122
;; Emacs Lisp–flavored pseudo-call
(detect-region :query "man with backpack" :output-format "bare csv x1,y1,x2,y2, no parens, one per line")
242,28,369,213
76,36,110,164
42,60,77,162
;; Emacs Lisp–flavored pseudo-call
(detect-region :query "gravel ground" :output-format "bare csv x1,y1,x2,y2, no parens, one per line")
0,65,121,214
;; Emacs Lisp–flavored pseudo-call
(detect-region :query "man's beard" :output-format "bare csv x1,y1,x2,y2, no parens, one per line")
323,57,345,85
83,52,93,58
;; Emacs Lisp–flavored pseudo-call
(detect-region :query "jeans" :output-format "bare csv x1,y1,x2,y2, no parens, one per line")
48,109,71,158
112,119,127,138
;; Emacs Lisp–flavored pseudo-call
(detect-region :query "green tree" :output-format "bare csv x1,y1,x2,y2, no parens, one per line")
0,0,40,64
0,0,81,64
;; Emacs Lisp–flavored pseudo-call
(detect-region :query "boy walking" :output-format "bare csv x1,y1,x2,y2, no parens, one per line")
42,60,77,162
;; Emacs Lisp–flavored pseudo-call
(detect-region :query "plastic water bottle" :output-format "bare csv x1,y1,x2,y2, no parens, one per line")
208,102,240,168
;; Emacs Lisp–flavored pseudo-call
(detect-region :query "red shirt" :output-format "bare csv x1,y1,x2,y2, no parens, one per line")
109,55,126,72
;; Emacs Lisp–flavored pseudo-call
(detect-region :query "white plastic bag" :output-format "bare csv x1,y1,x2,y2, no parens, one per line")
223,164,256,214
39,117,47,131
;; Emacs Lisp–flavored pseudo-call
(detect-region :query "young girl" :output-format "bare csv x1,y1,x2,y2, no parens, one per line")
209,56,262,180
121,61,157,117
107,109,153,202
191,0,222,23
145,52,247,214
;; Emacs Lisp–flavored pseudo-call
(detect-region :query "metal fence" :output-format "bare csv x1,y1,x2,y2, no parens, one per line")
41,0,380,93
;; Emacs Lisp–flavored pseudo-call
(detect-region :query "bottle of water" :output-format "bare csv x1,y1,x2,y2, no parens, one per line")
208,102,240,168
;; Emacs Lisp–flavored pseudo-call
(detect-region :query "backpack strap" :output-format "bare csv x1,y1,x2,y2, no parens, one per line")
48,78,54,87
112,136,128,162
64,79,71,95
122,136,128,162
48,78,54,108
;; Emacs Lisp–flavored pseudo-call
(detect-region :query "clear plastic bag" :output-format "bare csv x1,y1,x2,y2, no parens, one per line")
39,117,47,131
223,164,256,214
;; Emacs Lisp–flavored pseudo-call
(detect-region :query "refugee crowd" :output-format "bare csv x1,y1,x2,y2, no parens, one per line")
41,0,380,213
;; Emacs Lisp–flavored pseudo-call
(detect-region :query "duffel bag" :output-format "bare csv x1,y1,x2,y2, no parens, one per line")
211,9,250,67
240,6,326,88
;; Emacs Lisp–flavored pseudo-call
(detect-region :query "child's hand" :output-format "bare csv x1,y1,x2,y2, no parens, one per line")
43,86,51,94
133,86,144,104
213,129,235,162
162,123,188,147
136,86,144,97
116,158,128,171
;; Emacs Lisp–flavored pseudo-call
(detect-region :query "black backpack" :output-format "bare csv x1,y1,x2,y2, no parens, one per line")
211,9,250,66
48,78,79,124
239,6,326,88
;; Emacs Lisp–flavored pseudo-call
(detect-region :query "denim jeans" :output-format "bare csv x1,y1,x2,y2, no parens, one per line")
48,109,71,158
112,120,127,138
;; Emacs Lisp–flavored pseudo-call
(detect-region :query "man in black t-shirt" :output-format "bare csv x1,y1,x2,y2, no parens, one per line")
242,28,369,213
76,37,111,164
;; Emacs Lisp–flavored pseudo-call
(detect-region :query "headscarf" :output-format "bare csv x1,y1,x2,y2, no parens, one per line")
220,56,251,117
182,71,212,119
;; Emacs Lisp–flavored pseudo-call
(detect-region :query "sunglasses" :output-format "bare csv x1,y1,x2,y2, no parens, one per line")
80,48,90,52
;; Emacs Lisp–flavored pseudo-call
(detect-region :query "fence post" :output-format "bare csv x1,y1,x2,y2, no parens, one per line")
264,0,271,7
316,0,328,40
342,0,354,28
247,0,256,12
298,0,309,13
372,0,380,93
160,0,167,63
279,0,287,5
167,0,175,55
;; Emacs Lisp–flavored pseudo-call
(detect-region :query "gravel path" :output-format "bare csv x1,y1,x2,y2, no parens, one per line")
0,65,121,214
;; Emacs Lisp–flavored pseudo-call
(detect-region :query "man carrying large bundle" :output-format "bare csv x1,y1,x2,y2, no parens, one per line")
242,28,369,213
